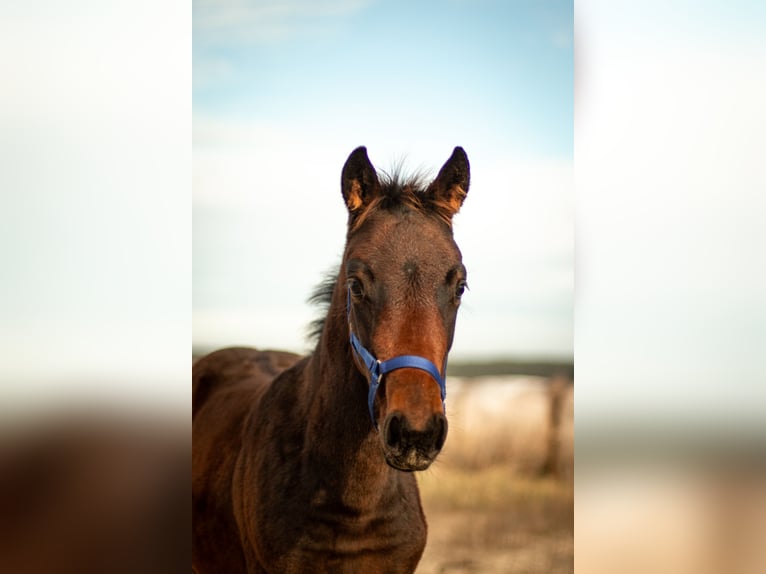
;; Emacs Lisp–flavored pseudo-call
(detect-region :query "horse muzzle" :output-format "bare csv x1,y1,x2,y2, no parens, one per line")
381,410,448,471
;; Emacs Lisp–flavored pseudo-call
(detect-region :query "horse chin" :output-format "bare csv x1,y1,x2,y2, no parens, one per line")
383,450,436,472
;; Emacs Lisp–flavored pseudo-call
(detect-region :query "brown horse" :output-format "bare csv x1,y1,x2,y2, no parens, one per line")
192,146,470,573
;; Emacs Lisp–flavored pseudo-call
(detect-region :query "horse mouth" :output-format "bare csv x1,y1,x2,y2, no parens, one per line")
383,448,437,472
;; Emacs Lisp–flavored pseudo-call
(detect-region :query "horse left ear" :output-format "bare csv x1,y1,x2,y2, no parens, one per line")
430,147,470,217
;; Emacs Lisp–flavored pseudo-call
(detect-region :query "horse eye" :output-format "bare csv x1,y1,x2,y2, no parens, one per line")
455,280,467,300
348,278,364,298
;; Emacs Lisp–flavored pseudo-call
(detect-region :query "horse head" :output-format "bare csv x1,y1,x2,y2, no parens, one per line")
340,146,469,471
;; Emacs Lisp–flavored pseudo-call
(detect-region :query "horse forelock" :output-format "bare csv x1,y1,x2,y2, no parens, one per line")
348,167,457,233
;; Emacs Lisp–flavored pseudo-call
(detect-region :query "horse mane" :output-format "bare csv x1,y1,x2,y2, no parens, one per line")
306,267,338,344
308,162,455,345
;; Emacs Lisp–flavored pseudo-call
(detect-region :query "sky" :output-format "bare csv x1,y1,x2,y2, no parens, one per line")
193,0,574,360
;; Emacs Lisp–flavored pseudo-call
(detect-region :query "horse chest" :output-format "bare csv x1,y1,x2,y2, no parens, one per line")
286,506,427,574
242,464,427,573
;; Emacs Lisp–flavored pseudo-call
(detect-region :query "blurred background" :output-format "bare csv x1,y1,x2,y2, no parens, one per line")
2,1,765,573
1,3,190,573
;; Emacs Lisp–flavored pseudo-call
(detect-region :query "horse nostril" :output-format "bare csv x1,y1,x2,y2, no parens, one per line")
384,412,447,455
432,413,448,452
384,412,404,449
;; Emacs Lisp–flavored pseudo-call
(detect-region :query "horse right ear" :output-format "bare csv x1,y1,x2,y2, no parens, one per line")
341,146,380,214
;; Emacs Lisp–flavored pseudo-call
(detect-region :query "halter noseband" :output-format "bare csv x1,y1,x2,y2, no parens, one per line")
347,288,447,429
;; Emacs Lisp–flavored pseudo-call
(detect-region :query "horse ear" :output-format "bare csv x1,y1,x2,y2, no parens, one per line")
430,147,470,217
341,146,380,214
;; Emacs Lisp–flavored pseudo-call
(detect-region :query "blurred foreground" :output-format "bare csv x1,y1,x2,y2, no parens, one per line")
576,461,766,574
0,413,188,574
576,426,766,574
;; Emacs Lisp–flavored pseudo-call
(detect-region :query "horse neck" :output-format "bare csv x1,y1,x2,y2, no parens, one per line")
302,288,399,510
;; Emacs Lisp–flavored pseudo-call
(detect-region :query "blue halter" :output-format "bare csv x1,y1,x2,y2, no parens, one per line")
347,288,447,429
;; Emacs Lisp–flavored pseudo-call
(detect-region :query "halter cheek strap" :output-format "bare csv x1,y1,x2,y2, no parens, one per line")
347,288,447,429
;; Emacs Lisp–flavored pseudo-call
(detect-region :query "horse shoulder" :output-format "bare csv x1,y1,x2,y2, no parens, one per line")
192,347,304,574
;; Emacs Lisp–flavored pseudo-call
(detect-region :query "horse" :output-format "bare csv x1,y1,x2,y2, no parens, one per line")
192,146,470,573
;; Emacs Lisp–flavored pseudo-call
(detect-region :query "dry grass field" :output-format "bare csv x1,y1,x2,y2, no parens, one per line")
415,376,574,574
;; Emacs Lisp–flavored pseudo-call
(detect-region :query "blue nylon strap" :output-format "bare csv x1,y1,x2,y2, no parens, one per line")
380,355,446,401
349,331,379,380
347,287,447,429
